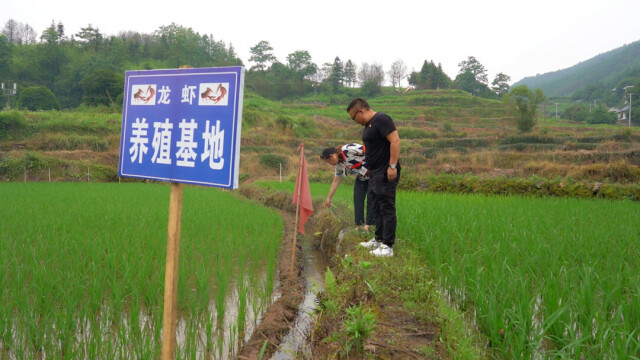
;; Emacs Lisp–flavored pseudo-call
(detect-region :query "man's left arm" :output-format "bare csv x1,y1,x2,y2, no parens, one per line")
386,130,400,181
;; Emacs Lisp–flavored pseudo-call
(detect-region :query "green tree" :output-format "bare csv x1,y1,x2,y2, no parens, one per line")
492,72,511,97
81,69,123,106
432,63,452,89
344,60,357,87
587,105,617,124
152,23,202,67
358,62,384,96
2,19,18,44
249,40,276,71
504,85,546,132
286,50,317,80
563,103,590,122
76,25,104,52
328,56,344,92
37,24,66,88
269,61,297,99
150,24,237,68
458,56,488,84
40,22,59,44
56,21,66,43
454,70,489,96
105,37,127,68
0,35,11,81
18,86,61,110
408,60,451,90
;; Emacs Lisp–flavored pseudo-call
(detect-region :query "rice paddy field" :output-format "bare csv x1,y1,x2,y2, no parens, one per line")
400,192,640,359
0,183,282,359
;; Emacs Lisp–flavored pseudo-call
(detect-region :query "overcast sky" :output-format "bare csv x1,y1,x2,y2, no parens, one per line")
3,0,640,86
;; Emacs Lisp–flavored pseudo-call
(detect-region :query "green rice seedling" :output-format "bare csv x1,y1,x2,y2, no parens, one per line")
1,182,282,359
236,269,248,338
397,192,640,358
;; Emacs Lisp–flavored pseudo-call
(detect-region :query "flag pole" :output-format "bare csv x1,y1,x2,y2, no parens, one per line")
290,144,304,281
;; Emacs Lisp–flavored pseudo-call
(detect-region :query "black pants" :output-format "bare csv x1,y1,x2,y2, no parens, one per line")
353,179,375,226
368,169,400,247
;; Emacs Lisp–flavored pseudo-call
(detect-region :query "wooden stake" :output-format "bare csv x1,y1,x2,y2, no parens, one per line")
161,182,184,360
290,147,304,281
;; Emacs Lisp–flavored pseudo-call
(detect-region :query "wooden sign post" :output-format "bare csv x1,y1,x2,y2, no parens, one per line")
161,182,184,360
118,67,245,359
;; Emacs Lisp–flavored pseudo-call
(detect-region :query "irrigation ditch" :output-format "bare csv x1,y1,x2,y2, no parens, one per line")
236,185,329,359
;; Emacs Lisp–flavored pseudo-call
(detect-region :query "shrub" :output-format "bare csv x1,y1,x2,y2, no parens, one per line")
435,138,490,148
398,127,437,139
18,86,61,111
274,114,292,130
498,143,562,152
586,106,617,124
37,134,110,152
258,153,287,171
408,173,640,201
499,135,561,145
342,304,376,354
81,69,124,106
90,164,118,182
291,116,318,138
0,151,48,180
0,111,26,139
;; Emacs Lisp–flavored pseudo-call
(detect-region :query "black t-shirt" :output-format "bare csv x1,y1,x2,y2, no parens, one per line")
362,112,399,175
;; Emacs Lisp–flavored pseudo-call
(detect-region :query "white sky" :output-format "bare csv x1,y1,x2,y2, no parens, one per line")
3,0,640,86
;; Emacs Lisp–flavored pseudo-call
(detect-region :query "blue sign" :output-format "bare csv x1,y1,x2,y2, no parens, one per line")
119,67,245,189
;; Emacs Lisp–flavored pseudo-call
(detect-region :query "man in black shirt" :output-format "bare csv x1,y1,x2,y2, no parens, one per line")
347,98,401,257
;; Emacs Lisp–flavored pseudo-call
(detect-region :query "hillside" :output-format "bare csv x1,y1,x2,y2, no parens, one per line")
514,40,640,96
1,89,639,199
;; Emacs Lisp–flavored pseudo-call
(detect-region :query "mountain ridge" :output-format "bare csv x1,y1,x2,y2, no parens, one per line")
513,40,640,96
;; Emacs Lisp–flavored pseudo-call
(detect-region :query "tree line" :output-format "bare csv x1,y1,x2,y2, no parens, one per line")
0,20,241,109
1,19,520,110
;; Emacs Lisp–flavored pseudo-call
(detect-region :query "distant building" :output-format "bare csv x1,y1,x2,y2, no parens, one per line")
615,105,630,122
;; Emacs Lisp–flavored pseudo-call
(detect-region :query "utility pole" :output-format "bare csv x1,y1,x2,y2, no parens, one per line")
629,94,634,127
2,82,17,109
555,102,558,118
312,82,318,120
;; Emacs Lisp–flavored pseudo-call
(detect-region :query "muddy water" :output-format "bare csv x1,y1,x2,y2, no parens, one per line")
271,237,328,359
174,279,269,359
1,238,324,360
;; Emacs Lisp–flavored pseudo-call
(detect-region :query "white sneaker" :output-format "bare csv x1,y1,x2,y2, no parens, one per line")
359,237,380,249
370,244,393,257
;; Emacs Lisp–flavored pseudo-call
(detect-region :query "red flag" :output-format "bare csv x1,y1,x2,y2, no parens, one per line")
293,144,313,234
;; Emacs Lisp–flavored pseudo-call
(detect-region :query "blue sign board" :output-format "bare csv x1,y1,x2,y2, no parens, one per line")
119,67,245,189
